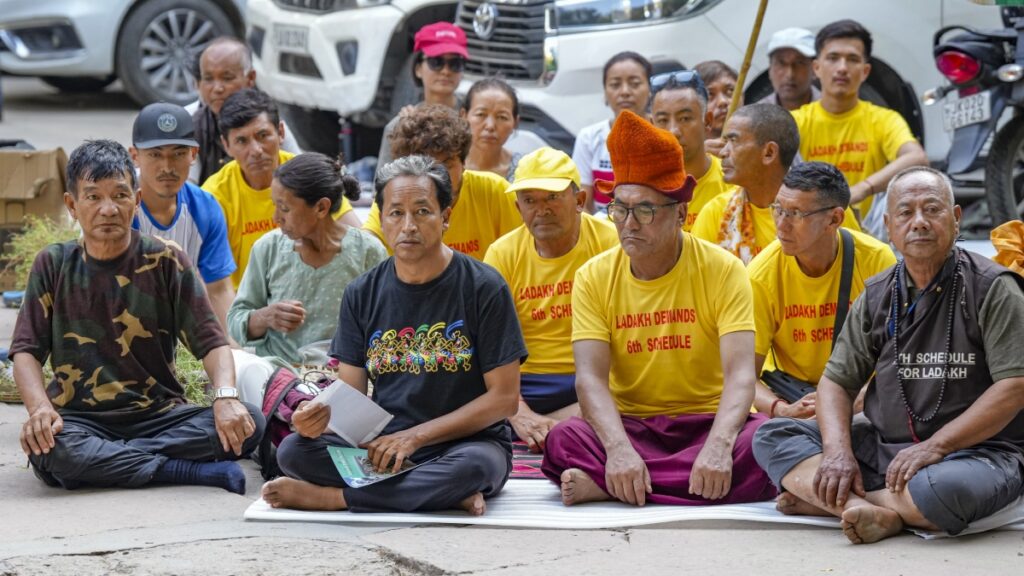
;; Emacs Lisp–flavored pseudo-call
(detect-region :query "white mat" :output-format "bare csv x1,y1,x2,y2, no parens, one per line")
244,479,1024,538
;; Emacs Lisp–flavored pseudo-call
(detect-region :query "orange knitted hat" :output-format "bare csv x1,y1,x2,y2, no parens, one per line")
594,110,696,202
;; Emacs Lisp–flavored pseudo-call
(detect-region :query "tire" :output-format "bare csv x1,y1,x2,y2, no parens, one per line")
115,0,236,106
389,53,422,118
40,75,116,93
279,104,340,156
984,113,1024,225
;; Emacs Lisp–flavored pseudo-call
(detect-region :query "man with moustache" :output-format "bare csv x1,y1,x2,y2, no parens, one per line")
131,103,236,328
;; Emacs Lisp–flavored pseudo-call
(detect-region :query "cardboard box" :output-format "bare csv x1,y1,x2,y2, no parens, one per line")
0,148,69,226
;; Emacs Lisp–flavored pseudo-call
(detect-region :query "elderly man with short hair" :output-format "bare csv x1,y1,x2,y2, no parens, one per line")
540,110,775,507
753,166,1024,543
484,147,619,451
692,102,860,264
187,36,300,184
747,162,896,420
12,139,262,494
262,155,527,515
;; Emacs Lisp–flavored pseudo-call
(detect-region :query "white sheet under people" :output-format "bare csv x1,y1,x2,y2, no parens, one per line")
245,479,1024,539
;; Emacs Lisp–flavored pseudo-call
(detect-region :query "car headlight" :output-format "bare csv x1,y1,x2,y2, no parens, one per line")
272,0,390,12
553,0,723,32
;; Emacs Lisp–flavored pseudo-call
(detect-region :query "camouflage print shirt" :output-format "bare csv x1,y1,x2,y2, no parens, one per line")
11,231,228,424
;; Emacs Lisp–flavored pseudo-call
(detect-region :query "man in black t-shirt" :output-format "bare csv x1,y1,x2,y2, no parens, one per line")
262,155,527,515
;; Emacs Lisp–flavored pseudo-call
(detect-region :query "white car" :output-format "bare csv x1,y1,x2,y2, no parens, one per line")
247,0,1000,161
0,0,247,105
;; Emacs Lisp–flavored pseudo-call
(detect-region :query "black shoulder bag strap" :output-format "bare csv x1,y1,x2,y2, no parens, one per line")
831,228,855,351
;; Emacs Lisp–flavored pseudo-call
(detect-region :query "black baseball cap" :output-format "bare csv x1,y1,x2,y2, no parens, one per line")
132,102,199,149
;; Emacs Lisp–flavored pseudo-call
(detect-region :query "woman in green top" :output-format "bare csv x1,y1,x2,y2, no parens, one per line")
228,153,388,366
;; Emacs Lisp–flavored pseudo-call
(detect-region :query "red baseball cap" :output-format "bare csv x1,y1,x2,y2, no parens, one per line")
414,22,469,59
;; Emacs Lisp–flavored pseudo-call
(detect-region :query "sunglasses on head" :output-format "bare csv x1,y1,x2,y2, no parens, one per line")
650,70,708,99
425,56,466,73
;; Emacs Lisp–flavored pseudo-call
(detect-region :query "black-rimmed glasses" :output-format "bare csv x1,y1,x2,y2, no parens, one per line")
769,202,840,221
607,201,680,225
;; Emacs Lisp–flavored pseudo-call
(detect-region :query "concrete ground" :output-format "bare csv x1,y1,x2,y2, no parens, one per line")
2,76,1024,575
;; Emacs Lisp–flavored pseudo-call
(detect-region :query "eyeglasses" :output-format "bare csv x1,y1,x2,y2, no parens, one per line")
425,56,466,73
650,70,709,100
769,203,840,221
607,201,680,225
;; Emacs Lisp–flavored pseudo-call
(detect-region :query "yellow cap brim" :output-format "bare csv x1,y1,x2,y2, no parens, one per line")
506,177,576,195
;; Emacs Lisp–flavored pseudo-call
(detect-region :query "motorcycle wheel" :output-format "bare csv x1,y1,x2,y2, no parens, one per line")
985,113,1024,225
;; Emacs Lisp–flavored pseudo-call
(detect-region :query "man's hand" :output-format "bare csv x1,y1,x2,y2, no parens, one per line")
813,448,865,508
604,445,652,506
705,138,726,158
885,440,947,493
849,181,872,205
777,392,817,419
213,398,256,456
20,404,63,457
509,403,557,453
363,429,424,474
689,441,734,500
260,300,306,333
291,401,330,439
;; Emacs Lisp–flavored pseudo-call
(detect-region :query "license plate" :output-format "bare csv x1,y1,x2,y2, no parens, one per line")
273,24,308,54
943,91,992,131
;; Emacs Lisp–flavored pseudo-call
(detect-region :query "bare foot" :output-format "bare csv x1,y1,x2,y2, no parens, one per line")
560,468,611,506
840,505,904,544
776,492,831,517
459,492,486,516
261,477,347,511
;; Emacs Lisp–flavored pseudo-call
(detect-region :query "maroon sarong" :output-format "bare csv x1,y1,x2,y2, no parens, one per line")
541,413,777,505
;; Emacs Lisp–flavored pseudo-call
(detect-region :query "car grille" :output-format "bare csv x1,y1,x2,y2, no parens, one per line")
273,0,339,13
456,0,550,80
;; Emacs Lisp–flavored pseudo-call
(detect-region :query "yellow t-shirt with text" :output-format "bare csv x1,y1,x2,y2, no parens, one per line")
573,234,754,416
202,151,354,288
364,169,520,260
748,229,896,383
791,100,917,217
684,155,735,232
484,213,619,375
690,191,861,263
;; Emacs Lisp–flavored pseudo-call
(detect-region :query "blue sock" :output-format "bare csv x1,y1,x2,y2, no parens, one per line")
152,459,246,495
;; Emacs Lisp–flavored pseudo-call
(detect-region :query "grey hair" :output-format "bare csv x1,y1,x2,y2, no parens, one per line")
886,165,955,206
374,155,453,211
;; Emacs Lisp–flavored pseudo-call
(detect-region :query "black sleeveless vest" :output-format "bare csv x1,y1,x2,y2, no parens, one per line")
861,248,1024,458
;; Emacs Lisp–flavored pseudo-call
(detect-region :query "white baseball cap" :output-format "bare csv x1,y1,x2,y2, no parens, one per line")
767,27,816,58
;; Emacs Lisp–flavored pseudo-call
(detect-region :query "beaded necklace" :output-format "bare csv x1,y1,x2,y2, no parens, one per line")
889,254,962,442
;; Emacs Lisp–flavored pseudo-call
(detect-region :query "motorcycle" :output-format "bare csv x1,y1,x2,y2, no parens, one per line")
926,6,1024,225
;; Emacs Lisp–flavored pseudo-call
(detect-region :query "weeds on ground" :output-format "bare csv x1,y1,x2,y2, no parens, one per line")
1,216,213,404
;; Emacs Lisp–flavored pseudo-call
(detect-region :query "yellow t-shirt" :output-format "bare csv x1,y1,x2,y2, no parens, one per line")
484,214,619,375
202,151,354,288
689,191,861,263
684,155,735,232
573,234,754,416
364,169,520,260
791,100,917,217
748,229,896,383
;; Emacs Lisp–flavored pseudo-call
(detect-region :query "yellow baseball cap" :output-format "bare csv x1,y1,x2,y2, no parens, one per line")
506,147,581,194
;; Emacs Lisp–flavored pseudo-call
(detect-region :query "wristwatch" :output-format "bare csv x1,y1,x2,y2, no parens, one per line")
213,387,240,401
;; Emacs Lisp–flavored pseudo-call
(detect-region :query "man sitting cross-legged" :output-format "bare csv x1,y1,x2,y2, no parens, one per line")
540,110,776,507
484,147,619,451
753,166,1024,543
748,162,896,420
12,140,263,494
262,155,527,515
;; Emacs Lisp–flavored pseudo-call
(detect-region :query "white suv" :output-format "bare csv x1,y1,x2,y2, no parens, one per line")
247,0,999,161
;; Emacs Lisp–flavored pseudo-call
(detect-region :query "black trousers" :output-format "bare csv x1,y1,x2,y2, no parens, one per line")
29,403,264,489
276,432,511,513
